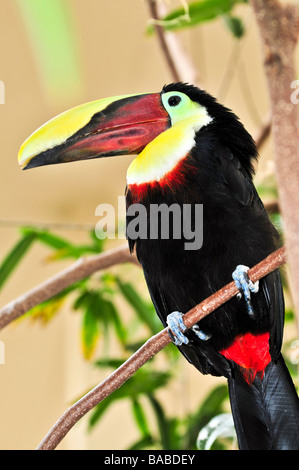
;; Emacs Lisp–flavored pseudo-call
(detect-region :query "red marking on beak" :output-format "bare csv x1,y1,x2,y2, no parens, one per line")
62,94,170,161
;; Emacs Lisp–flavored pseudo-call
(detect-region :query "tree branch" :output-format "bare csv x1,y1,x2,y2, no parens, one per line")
0,244,138,330
254,112,272,151
263,200,279,214
0,196,279,331
146,0,181,82
146,0,275,153
36,246,286,450
146,0,201,86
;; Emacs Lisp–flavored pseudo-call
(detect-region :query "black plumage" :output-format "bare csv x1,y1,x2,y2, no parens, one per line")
126,83,299,449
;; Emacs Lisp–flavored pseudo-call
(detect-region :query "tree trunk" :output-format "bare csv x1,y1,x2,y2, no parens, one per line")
250,0,299,325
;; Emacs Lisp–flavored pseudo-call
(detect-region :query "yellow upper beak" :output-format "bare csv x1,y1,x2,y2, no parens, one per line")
18,93,170,170
18,94,136,169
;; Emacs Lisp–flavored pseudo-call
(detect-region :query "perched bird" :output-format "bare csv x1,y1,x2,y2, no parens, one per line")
18,82,299,450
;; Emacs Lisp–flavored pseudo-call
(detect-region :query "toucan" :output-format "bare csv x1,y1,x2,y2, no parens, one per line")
18,82,299,450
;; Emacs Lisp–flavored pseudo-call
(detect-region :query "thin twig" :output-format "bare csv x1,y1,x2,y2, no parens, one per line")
36,245,287,450
146,0,181,82
147,0,272,150
0,244,139,330
148,0,201,86
254,113,272,151
0,219,96,231
263,200,279,214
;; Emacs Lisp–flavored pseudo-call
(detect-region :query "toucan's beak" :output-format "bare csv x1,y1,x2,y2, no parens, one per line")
18,93,170,170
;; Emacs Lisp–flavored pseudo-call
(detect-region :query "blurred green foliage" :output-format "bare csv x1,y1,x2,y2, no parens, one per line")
1,183,297,450
16,0,83,102
147,0,248,38
0,227,232,449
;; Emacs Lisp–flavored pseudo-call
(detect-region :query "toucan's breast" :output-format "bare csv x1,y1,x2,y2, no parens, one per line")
127,156,198,202
126,115,211,188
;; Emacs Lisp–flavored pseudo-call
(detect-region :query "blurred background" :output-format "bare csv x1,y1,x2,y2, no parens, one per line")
0,0,296,450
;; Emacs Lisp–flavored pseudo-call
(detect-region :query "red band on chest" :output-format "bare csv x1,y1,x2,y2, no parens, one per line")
127,157,198,202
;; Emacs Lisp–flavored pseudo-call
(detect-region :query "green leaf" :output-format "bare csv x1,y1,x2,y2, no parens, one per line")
223,15,245,38
131,398,151,437
79,290,105,359
75,289,128,356
23,296,65,324
94,358,124,369
23,281,84,324
285,308,295,323
73,290,92,311
0,232,36,289
89,230,104,253
81,306,100,360
21,227,104,260
147,0,248,33
128,435,155,450
147,394,175,450
183,384,229,448
115,278,160,334
88,368,171,430
198,384,229,416
101,299,127,344
21,227,73,250
256,175,278,200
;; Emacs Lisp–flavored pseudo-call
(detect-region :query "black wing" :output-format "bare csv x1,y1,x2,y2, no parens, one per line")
143,267,232,378
219,148,284,361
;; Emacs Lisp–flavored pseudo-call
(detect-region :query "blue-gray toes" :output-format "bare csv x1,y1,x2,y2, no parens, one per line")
167,311,189,346
232,264,259,317
191,324,211,341
166,311,211,346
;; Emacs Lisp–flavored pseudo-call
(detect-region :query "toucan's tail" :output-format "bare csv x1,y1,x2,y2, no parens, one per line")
228,354,299,450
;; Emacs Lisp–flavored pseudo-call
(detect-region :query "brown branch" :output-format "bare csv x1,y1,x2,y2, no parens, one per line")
0,244,139,330
146,0,181,82
249,0,299,324
36,246,287,450
254,113,272,151
264,200,279,214
146,0,201,86
147,0,272,149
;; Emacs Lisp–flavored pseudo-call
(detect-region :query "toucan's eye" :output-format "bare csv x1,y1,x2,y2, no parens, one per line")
168,95,182,107
161,90,211,128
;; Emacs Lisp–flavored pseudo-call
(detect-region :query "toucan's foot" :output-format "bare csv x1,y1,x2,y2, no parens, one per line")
166,311,211,346
232,264,259,318
192,324,211,341
167,311,188,346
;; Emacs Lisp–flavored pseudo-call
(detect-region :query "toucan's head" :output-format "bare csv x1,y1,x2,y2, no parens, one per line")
18,83,257,185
